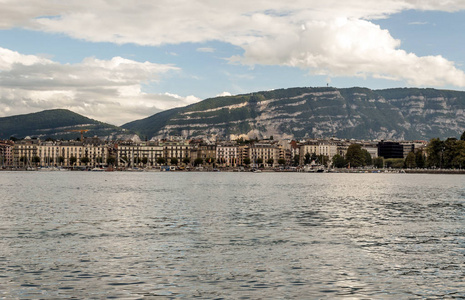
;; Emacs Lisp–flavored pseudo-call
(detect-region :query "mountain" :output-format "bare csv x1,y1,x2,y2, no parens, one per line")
122,87,465,141
0,109,133,140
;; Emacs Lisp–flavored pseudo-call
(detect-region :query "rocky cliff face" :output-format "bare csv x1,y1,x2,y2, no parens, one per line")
122,87,465,140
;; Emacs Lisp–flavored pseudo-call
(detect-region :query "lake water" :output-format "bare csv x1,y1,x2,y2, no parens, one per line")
0,171,464,299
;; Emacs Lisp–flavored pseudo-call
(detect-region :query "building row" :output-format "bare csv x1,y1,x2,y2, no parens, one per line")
0,137,425,169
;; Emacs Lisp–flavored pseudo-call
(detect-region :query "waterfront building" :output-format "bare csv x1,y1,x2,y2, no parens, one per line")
216,141,238,167
117,141,163,167
237,144,250,166
10,138,111,168
299,139,338,165
401,143,415,158
37,140,61,167
378,141,414,159
56,141,85,167
360,142,379,159
336,141,350,157
13,138,40,167
277,140,293,166
38,140,109,168
160,139,191,164
289,140,300,163
249,142,281,168
0,136,433,170
189,139,216,165
0,140,14,167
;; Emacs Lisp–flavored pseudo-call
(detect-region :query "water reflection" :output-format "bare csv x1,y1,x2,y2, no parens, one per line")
0,172,464,298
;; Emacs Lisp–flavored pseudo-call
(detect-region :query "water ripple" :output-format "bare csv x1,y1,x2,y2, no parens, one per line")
0,172,464,298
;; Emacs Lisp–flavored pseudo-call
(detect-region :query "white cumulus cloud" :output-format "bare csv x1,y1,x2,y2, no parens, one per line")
216,92,232,97
0,0,464,87
0,47,202,125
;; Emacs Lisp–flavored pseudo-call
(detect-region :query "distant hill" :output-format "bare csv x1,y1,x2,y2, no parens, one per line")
0,109,133,140
122,87,465,141
3,87,465,141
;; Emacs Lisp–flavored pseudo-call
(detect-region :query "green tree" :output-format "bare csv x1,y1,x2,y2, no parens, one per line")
141,157,148,165
461,131,465,141
156,157,166,165
373,157,384,168
194,157,204,166
304,152,311,165
385,158,404,168
404,152,416,168
415,150,426,168
69,156,77,166
80,156,90,165
278,158,286,165
441,138,465,168
256,157,263,165
363,150,372,166
266,158,274,166
317,155,329,166
170,157,178,165
345,144,365,167
58,156,65,165
449,140,465,168
311,152,317,163
32,156,41,165
427,138,444,168
243,158,251,166
332,154,346,168
183,157,191,165
293,155,300,166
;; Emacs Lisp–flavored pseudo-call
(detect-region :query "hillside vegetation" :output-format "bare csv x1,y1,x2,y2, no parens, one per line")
0,109,131,140
3,87,465,141
122,87,465,140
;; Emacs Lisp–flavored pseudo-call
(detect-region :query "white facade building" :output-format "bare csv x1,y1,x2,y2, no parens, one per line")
216,143,238,167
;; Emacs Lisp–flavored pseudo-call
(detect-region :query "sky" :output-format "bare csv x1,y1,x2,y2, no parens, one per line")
1,1,465,125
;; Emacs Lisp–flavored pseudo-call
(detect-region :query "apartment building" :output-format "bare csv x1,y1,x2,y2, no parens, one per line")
299,140,338,165
249,142,281,167
189,139,216,164
117,141,163,167
10,138,111,168
216,142,238,167
0,140,14,167
160,139,191,163
12,138,40,167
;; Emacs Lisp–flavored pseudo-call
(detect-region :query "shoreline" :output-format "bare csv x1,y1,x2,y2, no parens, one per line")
1,167,465,174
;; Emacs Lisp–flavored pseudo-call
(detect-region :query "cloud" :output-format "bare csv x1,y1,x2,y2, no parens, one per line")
408,21,428,25
216,92,232,97
234,17,465,86
0,47,202,125
1,0,465,89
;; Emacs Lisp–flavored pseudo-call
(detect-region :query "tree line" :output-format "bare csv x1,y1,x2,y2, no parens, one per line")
331,131,465,169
